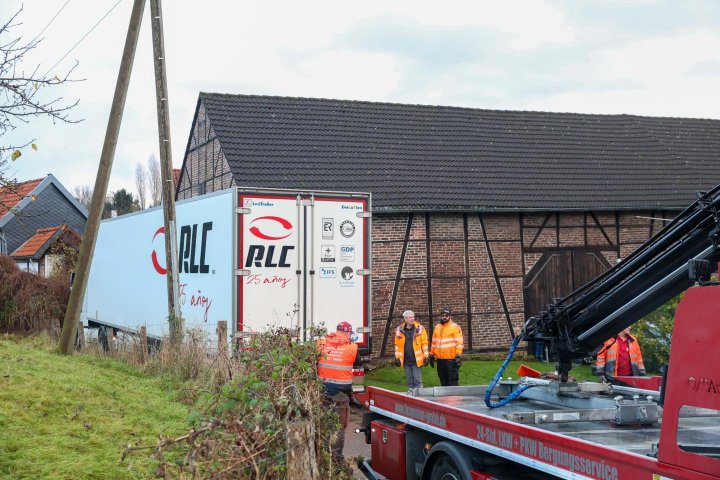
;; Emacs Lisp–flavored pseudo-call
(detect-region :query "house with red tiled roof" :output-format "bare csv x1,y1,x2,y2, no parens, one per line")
0,174,87,258
12,224,82,276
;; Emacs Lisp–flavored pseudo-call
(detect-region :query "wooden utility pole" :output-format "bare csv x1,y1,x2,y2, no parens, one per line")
59,0,146,355
150,0,182,343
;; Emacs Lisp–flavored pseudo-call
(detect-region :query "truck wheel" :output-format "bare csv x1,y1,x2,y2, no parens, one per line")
430,454,463,480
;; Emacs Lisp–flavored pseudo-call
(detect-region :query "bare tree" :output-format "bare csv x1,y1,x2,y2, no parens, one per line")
73,185,92,209
135,163,147,209
0,7,82,192
147,154,161,207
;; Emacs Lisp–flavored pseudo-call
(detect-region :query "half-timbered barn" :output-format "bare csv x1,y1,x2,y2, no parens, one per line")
176,93,720,356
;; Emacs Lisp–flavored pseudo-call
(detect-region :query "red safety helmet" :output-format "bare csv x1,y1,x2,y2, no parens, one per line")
336,321,353,333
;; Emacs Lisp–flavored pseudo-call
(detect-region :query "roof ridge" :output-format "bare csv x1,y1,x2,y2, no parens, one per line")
199,92,720,122
0,177,45,192
36,225,64,234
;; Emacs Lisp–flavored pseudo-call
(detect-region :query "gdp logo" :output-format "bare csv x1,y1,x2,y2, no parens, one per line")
245,216,295,268
152,222,213,275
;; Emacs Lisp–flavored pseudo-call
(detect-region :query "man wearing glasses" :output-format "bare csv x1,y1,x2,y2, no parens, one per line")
429,308,464,386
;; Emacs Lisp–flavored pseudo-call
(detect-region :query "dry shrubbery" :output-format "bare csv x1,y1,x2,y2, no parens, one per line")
0,255,70,333
107,327,354,479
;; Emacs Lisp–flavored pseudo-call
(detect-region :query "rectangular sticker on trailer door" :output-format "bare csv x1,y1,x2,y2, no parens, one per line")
311,198,367,343
240,195,300,333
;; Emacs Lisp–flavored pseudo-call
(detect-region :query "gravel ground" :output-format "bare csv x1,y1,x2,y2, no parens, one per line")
344,403,372,479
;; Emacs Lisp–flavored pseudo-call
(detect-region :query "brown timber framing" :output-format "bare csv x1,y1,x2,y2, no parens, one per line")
521,212,619,253
649,210,655,239
520,212,526,275
478,213,514,338
379,213,414,357
615,211,621,259
185,135,219,158
425,213,435,333
528,213,552,248
463,213,473,350
589,212,614,246
555,212,560,246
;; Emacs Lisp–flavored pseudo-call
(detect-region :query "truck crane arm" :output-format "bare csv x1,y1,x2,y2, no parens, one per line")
524,183,720,381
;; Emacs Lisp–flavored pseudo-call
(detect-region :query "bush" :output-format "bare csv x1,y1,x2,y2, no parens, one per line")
134,328,353,479
0,255,70,333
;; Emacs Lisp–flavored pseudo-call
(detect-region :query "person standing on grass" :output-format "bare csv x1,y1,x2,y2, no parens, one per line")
393,310,429,390
430,308,464,386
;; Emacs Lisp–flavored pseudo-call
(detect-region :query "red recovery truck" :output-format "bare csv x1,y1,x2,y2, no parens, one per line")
355,184,720,480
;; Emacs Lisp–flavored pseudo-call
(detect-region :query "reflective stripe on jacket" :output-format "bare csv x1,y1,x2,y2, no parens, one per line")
430,320,464,359
394,321,429,367
594,334,645,378
317,331,358,386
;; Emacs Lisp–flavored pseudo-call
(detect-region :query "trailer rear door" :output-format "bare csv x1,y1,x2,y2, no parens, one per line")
238,189,370,348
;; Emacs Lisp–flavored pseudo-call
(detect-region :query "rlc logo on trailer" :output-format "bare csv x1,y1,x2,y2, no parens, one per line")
151,222,214,274
239,190,371,345
245,216,295,268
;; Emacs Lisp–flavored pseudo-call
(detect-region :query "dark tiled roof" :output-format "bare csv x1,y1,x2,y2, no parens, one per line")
199,93,720,211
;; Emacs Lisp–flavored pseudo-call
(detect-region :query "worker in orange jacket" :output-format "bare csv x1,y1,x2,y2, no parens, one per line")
430,308,464,386
594,326,645,382
394,310,429,389
317,321,360,460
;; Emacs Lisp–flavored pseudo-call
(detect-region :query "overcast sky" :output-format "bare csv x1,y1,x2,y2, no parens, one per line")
3,0,720,197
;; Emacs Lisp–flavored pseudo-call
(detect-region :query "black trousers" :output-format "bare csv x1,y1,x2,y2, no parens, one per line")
323,389,350,460
436,359,459,386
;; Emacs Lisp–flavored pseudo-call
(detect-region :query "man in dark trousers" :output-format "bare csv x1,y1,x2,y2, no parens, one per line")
429,308,464,386
317,321,360,460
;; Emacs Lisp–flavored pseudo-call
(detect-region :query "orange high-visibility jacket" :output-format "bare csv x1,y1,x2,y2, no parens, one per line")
317,331,358,387
430,320,464,359
394,321,429,367
594,334,645,378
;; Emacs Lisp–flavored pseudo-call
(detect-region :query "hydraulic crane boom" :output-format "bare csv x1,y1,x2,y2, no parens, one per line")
524,183,720,381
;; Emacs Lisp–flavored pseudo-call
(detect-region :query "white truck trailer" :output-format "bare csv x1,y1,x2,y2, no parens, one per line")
83,188,372,351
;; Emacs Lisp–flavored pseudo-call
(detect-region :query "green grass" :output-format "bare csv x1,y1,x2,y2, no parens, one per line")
365,359,596,392
0,335,190,479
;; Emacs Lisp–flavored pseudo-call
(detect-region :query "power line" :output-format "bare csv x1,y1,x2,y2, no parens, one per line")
29,0,72,47
44,0,125,77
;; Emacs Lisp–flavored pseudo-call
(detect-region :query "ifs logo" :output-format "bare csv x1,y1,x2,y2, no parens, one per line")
152,222,213,275
245,216,295,268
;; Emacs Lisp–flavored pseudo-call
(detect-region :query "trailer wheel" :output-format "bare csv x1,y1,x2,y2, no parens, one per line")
430,454,463,480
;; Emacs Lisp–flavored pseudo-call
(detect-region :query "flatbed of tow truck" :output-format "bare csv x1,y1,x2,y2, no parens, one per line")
402,384,718,457
360,367,720,479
